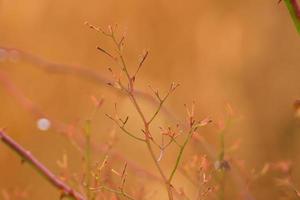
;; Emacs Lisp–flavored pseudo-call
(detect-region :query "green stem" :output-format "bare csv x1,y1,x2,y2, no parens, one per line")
284,0,300,34
168,128,194,183
217,118,231,200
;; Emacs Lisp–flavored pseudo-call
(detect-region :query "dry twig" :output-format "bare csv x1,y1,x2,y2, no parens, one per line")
0,131,85,200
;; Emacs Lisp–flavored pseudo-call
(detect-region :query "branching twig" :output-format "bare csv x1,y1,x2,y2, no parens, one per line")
105,114,145,142
168,125,198,183
89,23,175,199
148,83,179,125
133,51,148,80
90,157,135,200
90,186,135,200
0,131,85,200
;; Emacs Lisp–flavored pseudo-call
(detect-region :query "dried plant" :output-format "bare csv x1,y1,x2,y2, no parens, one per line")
0,22,212,199
85,22,212,199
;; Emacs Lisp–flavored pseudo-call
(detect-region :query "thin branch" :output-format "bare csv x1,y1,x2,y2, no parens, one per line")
168,118,212,183
0,131,85,200
105,114,145,142
168,127,195,183
148,83,179,125
97,46,117,60
85,21,111,36
133,51,148,80
120,162,128,189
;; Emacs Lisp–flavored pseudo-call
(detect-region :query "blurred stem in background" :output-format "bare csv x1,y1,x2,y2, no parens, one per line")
0,131,85,200
83,102,101,200
84,119,92,200
216,117,232,200
283,0,300,34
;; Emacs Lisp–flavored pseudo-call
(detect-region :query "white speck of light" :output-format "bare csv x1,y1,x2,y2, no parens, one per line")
37,118,51,131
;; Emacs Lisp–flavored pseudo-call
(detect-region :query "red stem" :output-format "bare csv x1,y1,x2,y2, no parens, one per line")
0,131,85,200
291,0,300,18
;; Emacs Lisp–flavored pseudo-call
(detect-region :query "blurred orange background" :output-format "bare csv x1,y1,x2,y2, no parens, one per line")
1,0,300,199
